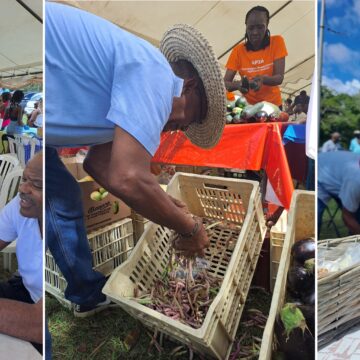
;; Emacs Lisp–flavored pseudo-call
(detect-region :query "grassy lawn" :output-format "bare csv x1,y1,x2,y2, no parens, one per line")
319,198,349,240
47,287,271,360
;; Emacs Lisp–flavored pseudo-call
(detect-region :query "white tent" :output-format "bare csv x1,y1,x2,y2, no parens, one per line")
62,0,315,98
0,0,42,88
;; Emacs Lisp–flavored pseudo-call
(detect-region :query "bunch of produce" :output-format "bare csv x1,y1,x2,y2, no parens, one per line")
226,97,289,124
226,95,248,123
274,238,315,360
134,254,221,329
229,287,271,360
318,242,360,278
90,187,109,201
133,218,238,329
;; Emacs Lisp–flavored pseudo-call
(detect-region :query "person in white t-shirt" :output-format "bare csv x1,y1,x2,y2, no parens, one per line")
321,132,342,152
318,151,360,235
0,152,43,352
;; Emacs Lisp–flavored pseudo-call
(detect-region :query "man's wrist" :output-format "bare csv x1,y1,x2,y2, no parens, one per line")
179,217,200,238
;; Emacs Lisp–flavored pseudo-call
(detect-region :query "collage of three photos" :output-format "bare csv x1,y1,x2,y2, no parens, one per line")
0,0,359,359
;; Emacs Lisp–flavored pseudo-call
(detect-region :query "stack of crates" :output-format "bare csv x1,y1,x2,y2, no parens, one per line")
45,218,134,308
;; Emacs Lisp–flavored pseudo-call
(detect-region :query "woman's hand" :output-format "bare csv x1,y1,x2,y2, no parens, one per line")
251,76,263,91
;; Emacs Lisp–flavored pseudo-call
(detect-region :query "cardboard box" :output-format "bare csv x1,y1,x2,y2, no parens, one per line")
63,159,131,232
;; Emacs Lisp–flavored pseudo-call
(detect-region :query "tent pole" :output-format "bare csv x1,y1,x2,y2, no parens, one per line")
15,0,42,23
318,0,325,123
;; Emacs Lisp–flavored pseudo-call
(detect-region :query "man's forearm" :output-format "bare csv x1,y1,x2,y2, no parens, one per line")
84,144,196,235
343,211,360,235
0,298,42,344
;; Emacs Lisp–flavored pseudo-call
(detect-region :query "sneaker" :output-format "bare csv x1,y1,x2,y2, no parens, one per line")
73,297,117,318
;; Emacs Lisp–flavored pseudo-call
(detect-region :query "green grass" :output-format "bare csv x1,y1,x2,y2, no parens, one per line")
319,198,349,240
47,294,203,360
47,286,272,360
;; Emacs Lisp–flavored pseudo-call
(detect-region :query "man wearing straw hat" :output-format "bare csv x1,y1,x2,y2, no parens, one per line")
45,0,225,343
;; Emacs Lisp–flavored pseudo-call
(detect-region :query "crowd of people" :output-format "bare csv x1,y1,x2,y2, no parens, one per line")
283,90,310,124
320,129,360,154
0,89,43,135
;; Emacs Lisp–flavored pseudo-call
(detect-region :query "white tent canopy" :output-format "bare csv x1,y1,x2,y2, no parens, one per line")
1,0,42,87
63,0,315,98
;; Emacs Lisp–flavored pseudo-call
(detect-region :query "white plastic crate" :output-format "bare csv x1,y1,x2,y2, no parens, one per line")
259,190,315,359
103,173,267,359
45,218,134,307
269,210,287,292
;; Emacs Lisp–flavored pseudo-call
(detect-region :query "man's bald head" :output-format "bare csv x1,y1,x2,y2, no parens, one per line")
18,151,43,220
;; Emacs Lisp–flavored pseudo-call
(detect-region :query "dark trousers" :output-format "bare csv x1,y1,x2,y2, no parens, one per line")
0,276,42,354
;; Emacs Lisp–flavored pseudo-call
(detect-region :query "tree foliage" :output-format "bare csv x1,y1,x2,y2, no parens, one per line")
320,86,360,149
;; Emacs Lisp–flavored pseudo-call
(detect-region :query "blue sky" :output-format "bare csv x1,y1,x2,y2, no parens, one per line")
321,0,360,95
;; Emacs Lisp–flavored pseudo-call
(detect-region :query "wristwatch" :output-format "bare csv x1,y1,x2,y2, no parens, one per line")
179,218,200,238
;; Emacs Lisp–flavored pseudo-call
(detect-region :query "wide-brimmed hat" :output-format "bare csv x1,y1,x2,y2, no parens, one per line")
160,24,226,149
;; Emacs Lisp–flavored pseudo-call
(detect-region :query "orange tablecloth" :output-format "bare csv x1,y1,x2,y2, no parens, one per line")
153,123,294,209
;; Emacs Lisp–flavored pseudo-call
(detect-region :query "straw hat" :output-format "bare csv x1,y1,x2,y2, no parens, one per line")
160,24,226,149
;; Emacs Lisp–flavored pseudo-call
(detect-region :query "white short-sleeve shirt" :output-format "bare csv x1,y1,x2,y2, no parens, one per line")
0,195,43,302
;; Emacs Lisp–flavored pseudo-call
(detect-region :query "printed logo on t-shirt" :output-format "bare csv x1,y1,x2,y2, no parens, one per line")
252,59,264,65
241,62,273,74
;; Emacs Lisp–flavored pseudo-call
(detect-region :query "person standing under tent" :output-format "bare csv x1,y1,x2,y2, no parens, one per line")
224,6,288,109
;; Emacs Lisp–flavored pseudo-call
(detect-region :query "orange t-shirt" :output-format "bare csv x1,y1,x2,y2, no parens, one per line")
226,35,288,106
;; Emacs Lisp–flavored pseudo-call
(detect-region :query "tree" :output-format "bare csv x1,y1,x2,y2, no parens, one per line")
320,86,360,149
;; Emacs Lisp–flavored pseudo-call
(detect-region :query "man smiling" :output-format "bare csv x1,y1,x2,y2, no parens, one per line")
0,152,43,352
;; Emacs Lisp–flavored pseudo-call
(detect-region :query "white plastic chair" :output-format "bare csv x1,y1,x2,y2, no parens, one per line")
1,240,17,272
0,167,23,209
12,135,40,168
7,137,19,159
0,154,20,189
0,167,23,272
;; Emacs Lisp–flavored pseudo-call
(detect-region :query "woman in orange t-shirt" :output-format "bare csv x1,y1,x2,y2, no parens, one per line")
224,6,288,108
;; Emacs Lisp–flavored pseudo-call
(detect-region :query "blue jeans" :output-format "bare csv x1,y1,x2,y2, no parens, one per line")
46,147,106,358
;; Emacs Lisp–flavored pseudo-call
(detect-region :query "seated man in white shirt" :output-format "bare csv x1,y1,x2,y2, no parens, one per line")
0,152,43,352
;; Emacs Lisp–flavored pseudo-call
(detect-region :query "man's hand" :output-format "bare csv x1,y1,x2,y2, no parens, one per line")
173,217,210,257
168,195,190,215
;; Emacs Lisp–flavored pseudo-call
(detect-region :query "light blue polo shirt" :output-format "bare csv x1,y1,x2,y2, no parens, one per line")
318,152,360,213
0,195,43,303
45,2,183,156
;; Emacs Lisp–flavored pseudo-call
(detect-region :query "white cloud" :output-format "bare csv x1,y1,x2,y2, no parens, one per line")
322,76,360,95
324,42,357,64
327,0,360,33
